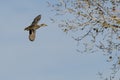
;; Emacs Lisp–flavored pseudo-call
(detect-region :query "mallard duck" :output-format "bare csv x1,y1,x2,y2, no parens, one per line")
24,15,47,41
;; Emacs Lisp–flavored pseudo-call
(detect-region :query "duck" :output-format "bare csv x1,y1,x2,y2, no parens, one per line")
24,15,47,41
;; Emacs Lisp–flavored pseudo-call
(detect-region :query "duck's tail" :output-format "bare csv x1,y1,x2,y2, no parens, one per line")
24,27,30,31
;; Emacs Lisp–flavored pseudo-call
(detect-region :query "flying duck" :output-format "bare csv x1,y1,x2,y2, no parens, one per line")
24,15,47,41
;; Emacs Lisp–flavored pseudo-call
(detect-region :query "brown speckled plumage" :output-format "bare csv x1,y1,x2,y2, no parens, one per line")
24,15,47,41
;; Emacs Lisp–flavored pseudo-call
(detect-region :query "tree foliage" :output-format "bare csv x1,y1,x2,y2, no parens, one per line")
48,0,120,79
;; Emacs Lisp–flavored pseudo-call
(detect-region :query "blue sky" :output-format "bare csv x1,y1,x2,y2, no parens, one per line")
0,0,115,80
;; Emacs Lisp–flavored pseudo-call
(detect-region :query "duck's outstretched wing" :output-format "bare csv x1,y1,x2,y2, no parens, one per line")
29,29,36,41
31,15,41,26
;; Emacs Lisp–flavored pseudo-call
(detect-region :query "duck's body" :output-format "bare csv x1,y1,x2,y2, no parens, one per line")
24,15,47,41
25,25,40,31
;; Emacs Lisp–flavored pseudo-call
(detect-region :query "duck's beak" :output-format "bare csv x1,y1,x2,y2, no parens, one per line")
44,24,48,26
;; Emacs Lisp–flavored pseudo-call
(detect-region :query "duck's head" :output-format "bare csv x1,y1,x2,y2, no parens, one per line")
40,23,47,27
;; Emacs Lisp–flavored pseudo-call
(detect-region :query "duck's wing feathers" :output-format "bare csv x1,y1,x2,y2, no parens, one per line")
31,15,41,26
29,29,36,41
